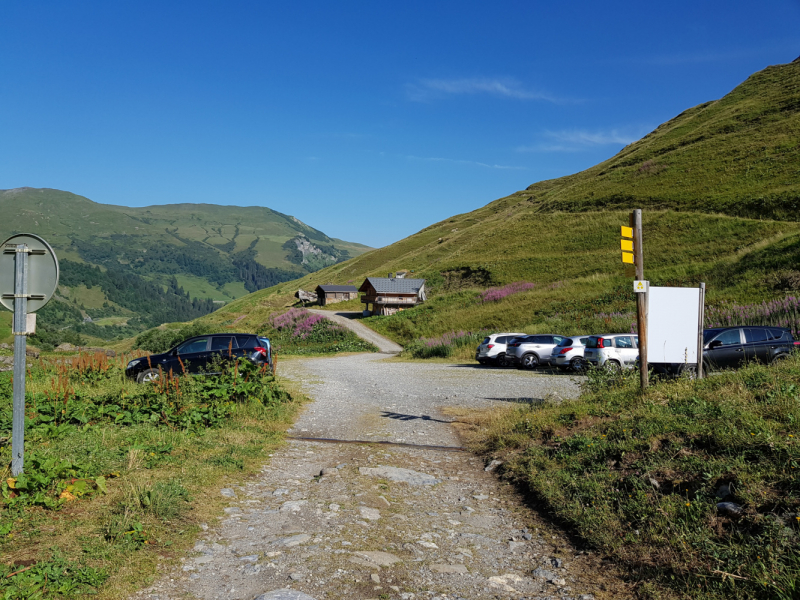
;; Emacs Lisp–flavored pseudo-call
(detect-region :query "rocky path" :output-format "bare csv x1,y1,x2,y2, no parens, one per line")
134,355,630,600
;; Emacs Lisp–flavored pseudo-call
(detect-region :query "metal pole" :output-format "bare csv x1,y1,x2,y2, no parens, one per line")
696,283,706,380
633,210,648,389
11,244,28,476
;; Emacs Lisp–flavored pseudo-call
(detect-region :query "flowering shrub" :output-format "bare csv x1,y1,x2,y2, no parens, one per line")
264,308,378,354
705,296,800,338
405,330,489,359
479,281,536,303
269,308,326,339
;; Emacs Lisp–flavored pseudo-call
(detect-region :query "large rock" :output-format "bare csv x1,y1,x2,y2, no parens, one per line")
254,590,318,600
359,466,441,486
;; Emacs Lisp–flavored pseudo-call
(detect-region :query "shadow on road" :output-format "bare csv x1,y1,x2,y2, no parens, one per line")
447,364,580,376
380,411,452,423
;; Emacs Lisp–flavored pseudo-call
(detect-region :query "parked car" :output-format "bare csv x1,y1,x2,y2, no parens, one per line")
704,326,795,369
475,332,526,367
651,326,796,376
506,334,566,369
583,334,639,369
550,336,591,371
126,333,272,383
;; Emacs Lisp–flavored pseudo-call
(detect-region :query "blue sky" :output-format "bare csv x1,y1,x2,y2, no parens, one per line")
1,1,798,247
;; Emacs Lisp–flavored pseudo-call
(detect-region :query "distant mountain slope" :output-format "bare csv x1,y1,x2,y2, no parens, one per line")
0,188,371,344
195,59,800,344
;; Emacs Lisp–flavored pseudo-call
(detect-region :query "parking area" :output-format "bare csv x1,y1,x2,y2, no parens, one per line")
279,353,583,448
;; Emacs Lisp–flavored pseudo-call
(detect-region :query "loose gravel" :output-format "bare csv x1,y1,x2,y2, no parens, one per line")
132,355,632,600
281,354,583,447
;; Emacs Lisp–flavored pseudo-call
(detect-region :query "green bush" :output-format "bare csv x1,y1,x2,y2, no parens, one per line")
134,322,213,353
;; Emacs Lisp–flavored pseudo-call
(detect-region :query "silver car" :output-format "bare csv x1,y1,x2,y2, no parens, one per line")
507,334,566,369
583,334,639,369
475,332,526,367
550,336,591,371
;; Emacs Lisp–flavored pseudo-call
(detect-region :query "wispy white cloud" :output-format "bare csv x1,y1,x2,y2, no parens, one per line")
405,154,527,170
517,127,651,153
406,77,564,103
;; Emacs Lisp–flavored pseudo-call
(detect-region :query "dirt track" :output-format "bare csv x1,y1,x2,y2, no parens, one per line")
134,354,631,600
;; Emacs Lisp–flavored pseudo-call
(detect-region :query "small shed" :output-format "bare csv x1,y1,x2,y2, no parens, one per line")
315,284,358,306
358,276,426,316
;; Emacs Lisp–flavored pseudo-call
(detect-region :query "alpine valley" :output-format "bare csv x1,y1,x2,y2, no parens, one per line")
0,188,371,346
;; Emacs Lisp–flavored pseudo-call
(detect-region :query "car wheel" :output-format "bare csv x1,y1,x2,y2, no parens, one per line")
678,364,697,380
137,368,160,384
497,354,509,368
521,353,539,369
478,359,487,365
771,353,790,365
604,360,621,372
570,357,587,372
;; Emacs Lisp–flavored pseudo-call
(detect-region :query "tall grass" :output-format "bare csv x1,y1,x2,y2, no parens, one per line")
460,353,800,600
404,330,489,359
706,296,800,338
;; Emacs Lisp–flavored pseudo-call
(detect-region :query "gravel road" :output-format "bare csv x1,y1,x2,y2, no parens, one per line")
132,355,632,600
306,310,403,354
281,354,582,447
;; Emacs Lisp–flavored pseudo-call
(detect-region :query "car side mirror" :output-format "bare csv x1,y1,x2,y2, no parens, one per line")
708,340,722,350
172,349,178,356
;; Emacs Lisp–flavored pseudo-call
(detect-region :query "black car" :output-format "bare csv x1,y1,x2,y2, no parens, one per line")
652,325,795,376
126,333,272,383
703,326,794,370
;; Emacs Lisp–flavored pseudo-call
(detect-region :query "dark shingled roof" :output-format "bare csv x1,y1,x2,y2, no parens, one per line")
316,285,358,293
360,277,426,294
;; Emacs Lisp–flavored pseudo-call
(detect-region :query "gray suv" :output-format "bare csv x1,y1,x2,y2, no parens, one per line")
506,334,566,369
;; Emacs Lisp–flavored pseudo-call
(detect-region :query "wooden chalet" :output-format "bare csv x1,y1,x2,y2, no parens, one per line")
315,284,358,306
358,275,427,316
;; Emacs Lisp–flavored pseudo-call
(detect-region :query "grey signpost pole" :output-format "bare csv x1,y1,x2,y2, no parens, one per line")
696,282,706,380
11,244,29,476
1,234,59,477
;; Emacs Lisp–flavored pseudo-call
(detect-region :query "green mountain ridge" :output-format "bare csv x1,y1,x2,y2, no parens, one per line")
0,188,371,344
197,59,800,344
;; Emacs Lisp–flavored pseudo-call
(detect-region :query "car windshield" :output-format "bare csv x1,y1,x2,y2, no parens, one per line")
557,338,572,347
481,337,491,345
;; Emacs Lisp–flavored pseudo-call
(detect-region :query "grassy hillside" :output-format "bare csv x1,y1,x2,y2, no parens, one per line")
0,188,371,344
194,59,800,346
519,57,800,220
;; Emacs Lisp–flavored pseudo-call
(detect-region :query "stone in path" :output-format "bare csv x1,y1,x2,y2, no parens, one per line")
359,465,441,485
254,590,317,600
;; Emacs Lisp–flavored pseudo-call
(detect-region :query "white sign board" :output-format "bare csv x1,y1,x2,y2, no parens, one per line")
648,286,701,363
633,280,648,293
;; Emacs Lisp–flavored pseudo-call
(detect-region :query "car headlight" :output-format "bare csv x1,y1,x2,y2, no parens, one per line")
127,358,143,368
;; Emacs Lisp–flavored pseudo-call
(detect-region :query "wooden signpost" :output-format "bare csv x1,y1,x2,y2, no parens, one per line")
622,210,648,389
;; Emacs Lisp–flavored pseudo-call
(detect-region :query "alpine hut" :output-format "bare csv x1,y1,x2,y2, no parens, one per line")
315,284,358,306
358,275,426,316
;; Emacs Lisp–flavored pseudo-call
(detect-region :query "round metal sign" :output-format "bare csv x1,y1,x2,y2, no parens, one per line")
0,233,60,313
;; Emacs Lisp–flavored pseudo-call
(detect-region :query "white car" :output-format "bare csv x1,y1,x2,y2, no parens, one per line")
550,336,591,371
475,332,526,367
583,334,639,369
